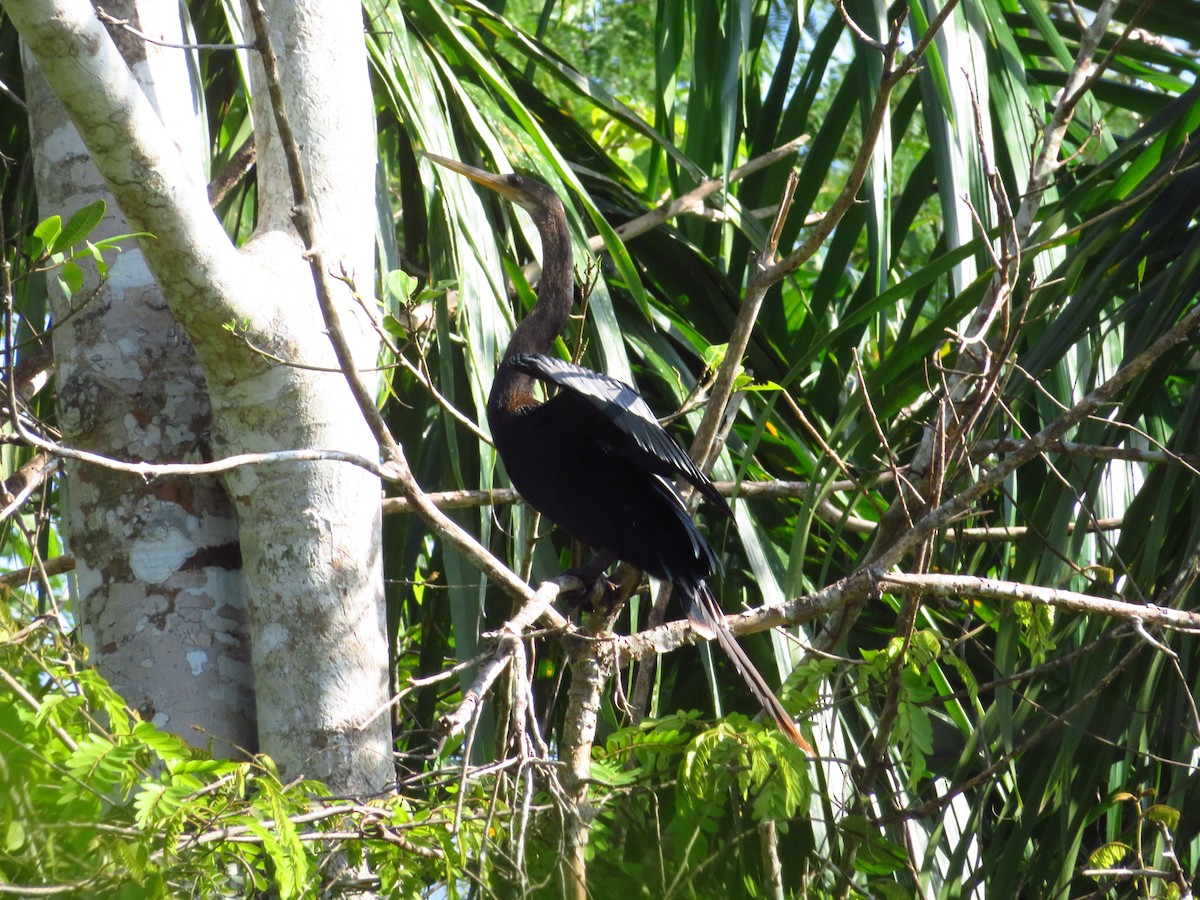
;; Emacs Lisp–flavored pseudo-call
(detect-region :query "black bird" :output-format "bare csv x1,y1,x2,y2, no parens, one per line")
424,153,811,753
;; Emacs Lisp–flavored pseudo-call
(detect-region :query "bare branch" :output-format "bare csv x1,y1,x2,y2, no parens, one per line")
616,561,1200,666
380,477,885,515
877,301,1200,569
439,578,574,741
945,518,1122,543
594,137,809,252
877,572,1200,633
0,554,75,588
95,6,254,50
0,453,59,521
688,167,800,474
763,10,917,283
974,438,1200,473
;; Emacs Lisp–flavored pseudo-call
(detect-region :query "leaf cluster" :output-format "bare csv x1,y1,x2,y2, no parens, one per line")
0,604,475,898
369,0,1200,893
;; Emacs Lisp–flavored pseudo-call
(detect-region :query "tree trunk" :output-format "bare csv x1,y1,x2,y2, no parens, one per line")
12,0,392,793
21,0,255,754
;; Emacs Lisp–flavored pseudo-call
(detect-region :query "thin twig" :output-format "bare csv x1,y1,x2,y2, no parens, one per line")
438,578,572,740
878,571,1200,633
596,136,808,251
380,477,884,515
876,301,1200,571
973,438,1200,474
615,563,1200,666
96,7,254,50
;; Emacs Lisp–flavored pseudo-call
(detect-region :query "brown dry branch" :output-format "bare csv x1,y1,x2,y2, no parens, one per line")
96,6,254,51
625,167,805,722
380,476,885,515
973,438,1200,473
0,554,75,589
868,0,1125,567
689,0,963,476
336,268,494,447
560,630,612,897
945,518,1122,542
0,440,395,483
437,577,573,741
629,0,956,753
0,452,58,521
596,136,809,251
821,22,1137,840
0,878,98,896
876,299,1200,571
615,565,1200,682
877,572,1200,633
764,0,963,288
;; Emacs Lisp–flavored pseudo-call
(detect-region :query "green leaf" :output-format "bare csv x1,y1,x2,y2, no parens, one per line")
4,819,25,852
383,268,419,307
130,721,191,762
32,215,62,251
732,374,782,392
869,882,916,900
844,816,907,875
1145,804,1180,829
1087,841,1131,870
54,199,106,252
133,782,175,827
266,786,308,899
381,313,409,338
82,241,109,278
701,342,729,371
58,260,84,300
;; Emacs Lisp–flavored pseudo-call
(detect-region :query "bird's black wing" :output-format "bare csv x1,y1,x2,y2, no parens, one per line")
507,353,731,515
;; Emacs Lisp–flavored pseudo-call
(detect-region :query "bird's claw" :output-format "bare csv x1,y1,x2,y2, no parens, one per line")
560,568,620,614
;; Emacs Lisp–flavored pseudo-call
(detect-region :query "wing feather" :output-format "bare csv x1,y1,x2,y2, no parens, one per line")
508,353,731,515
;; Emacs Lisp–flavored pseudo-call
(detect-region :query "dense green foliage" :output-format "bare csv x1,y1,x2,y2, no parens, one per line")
3,0,1200,895
0,603,489,897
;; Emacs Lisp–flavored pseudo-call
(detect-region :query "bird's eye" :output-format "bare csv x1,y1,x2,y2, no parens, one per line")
506,174,522,188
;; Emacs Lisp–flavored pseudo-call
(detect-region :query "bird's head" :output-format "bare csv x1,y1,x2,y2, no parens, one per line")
421,152,564,224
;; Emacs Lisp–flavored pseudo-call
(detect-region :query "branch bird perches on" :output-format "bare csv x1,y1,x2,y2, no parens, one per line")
423,152,811,753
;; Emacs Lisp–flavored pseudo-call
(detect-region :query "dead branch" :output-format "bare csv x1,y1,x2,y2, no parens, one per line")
0,554,75,588
614,564,1200,668
380,476,887,515
973,438,1200,473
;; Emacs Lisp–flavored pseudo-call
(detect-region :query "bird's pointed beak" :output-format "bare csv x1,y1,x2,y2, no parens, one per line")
420,151,525,203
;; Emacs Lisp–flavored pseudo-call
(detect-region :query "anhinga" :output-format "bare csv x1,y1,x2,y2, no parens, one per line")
425,153,811,753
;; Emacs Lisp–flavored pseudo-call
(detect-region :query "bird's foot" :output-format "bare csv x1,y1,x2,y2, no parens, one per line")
561,551,620,613
562,572,621,614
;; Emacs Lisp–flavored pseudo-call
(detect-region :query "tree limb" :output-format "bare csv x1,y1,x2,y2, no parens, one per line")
615,565,1200,666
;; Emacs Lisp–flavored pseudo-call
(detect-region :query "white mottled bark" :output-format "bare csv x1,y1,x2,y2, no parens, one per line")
12,0,392,792
21,0,255,752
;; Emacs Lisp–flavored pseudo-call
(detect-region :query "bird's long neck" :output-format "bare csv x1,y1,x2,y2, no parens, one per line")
488,202,574,419
506,204,573,356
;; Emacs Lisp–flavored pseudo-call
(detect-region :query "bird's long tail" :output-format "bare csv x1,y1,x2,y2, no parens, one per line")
685,582,813,754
